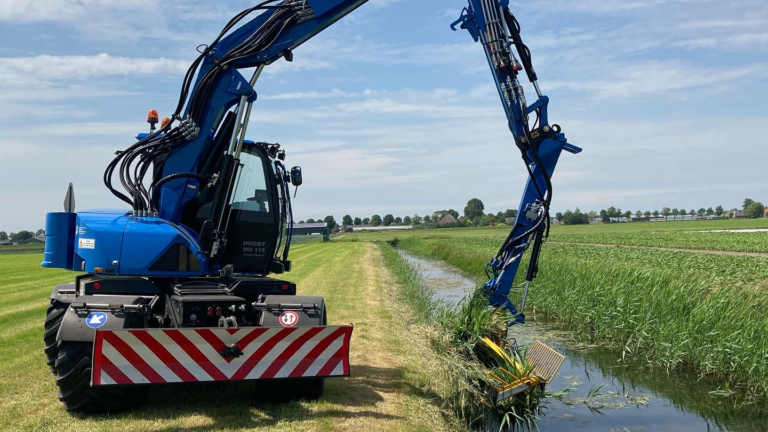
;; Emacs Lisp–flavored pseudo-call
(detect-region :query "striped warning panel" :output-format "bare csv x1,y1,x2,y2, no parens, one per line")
91,326,353,386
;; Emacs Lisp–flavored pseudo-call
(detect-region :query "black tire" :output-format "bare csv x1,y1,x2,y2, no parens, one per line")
44,299,68,374
54,341,147,412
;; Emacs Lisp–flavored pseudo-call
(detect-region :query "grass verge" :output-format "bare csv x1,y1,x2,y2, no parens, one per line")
377,243,542,430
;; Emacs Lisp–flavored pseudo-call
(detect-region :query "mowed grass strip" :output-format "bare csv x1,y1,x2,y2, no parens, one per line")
0,243,460,432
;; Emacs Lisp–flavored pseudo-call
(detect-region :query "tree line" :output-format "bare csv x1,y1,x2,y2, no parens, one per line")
299,196,766,232
297,199,519,232
0,229,45,243
555,198,765,225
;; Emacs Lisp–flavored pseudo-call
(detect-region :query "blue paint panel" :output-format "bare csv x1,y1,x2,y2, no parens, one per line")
119,217,208,277
41,212,76,269
74,212,130,274
307,0,352,17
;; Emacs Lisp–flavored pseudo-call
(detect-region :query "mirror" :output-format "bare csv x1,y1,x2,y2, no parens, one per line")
291,166,303,187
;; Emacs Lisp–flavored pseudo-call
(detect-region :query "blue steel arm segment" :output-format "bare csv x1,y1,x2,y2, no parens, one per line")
158,0,369,222
454,0,582,324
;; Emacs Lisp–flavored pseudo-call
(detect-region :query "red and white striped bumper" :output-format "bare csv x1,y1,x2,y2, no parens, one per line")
91,326,353,386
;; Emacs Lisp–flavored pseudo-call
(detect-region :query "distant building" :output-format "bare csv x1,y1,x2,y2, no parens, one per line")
729,209,745,218
439,213,457,224
764,208,768,217
630,217,650,222
291,222,326,236
17,235,45,245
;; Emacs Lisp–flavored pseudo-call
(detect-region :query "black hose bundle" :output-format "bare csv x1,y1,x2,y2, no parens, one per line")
104,0,304,215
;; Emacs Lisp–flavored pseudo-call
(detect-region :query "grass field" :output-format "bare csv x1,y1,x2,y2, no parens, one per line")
0,243,463,432
340,219,768,253
340,219,768,395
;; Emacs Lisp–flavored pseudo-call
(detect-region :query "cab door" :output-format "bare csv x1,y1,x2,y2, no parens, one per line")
221,144,278,274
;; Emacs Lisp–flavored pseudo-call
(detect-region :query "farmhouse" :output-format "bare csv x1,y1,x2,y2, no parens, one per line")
16,235,45,245
439,213,457,224
729,209,745,218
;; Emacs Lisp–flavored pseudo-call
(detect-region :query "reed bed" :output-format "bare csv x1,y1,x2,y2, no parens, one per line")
394,236,768,395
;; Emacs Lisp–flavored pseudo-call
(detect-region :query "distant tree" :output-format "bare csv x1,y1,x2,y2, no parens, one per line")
607,206,617,218
36,229,45,236
706,207,714,216
0,231,7,240
342,215,353,227
600,209,610,223
298,220,305,224
563,208,589,225
448,209,460,219
634,210,642,218
412,215,422,225
662,207,671,217
383,214,395,226
623,210,632,219
323,216,336,231
688,209,695,217
555,212,564,222
697,208,706,217
403,216,412,225
464,198,485,222
354,217,362,225
588,210,597,220
503,209,517,219
479,214,495,226
745,202,765,219
744,198,754,210
371,215,382,226
423,215,431,223
306,218,315,224
715,205,724,216
363,217,371,225
395,217,403,224
431,211,445,221
653,210,660,217
672,208,679,220
644,211,651,217
10,231,34,243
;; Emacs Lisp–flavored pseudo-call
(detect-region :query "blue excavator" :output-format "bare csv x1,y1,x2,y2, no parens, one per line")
41,0,579,412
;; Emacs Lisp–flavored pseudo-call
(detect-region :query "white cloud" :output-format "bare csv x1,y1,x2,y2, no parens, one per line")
547,61,764,99
0,53,188,82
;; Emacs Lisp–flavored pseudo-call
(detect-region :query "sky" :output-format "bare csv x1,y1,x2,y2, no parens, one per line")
0,0,766,232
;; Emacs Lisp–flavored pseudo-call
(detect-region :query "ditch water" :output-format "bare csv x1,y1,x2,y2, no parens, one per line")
399,251,768,432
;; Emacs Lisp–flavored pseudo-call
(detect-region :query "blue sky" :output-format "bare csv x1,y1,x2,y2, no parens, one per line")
1,0,766,231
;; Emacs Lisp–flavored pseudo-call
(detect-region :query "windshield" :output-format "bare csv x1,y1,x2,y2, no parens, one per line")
231,151,270,213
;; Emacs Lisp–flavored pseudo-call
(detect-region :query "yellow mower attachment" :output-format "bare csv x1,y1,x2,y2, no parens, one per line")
482,338,565,403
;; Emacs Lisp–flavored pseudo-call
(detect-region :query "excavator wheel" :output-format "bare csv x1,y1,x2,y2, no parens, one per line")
43,299,68,374
53,341,147,412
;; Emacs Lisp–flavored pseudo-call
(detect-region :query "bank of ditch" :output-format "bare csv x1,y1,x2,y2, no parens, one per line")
377,243,545,430
388,236,768,397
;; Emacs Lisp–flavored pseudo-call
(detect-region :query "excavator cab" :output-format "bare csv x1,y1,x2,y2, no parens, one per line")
221,142,284,275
